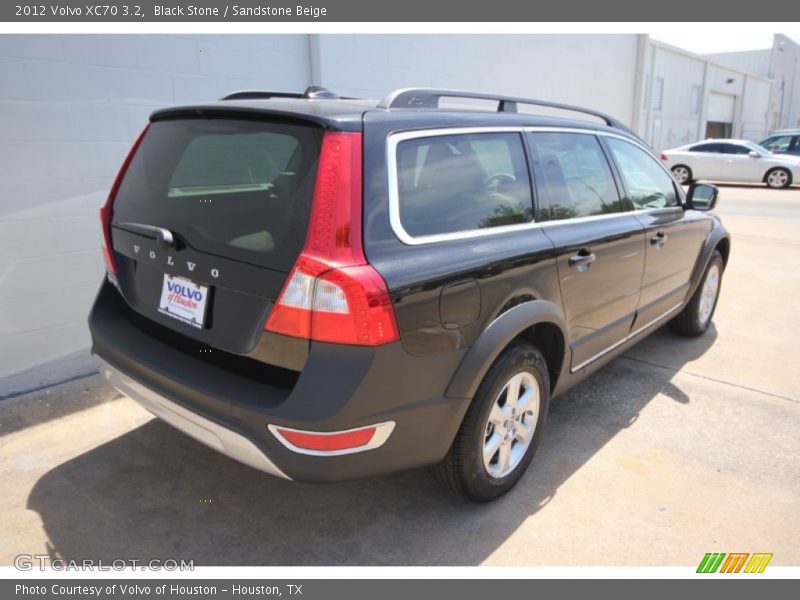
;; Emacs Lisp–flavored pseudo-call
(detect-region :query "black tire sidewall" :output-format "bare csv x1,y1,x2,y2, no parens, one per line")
462,344,550,501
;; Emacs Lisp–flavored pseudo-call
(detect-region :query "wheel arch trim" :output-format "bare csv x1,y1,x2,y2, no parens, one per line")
445,300,568,400
688,225,731,300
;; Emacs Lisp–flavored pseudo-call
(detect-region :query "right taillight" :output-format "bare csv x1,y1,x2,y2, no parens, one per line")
264,132,399,347
100,125,149,275
659,153,668,161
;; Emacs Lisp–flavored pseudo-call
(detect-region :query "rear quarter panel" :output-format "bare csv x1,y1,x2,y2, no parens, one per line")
361,112,562,359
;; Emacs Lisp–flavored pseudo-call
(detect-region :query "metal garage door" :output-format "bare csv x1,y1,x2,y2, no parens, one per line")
707,92,736,122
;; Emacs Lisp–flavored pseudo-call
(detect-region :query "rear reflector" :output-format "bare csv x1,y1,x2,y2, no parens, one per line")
100,125,149,275
265,132,400,346
268,422,396,456
278,427,375,451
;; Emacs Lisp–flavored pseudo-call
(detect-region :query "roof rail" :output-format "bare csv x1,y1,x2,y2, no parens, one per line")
221,85,339,101
378,88,632,133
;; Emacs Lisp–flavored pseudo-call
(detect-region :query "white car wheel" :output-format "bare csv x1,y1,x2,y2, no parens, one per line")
671,165,691,184
766,168,790,189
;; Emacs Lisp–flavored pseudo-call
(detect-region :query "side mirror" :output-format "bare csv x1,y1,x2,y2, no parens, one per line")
687,183,719,211
748,150,760,158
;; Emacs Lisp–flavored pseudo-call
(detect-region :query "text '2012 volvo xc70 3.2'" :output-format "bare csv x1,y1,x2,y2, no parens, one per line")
89,87,730,501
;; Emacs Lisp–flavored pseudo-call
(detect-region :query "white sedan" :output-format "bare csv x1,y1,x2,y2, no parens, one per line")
660,139,800,188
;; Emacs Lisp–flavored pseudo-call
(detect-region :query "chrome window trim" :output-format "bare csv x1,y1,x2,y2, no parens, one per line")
386,125,672,246
539,210,642,228
386,126,535,246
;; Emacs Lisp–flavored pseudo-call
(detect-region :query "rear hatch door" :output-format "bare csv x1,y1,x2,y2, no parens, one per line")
109,116,322,354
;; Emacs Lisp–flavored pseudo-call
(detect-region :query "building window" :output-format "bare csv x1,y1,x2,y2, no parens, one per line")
653,77,664,111
690,85,701,115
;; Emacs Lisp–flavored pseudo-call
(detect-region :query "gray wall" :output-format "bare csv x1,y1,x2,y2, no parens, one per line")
0,34,311,395
704,49,773,82
768,34,800,130
706,34,800,133
315,34,641,126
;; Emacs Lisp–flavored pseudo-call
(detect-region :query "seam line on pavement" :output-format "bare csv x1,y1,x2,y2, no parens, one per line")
0,370,98,402
620,355,800,405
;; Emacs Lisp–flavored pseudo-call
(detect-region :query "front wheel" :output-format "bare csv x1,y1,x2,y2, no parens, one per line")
434,342,550,502
669,251,724,337
765,168,791,189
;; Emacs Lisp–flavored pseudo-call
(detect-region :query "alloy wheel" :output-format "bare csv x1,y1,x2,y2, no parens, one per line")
767,170,789,188
482,371,540,479
698,263,720,326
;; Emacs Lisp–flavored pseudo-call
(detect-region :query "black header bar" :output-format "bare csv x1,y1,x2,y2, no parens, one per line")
2,1,799,22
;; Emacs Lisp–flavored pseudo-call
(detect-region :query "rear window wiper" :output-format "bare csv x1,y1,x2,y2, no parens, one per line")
117,222,180,249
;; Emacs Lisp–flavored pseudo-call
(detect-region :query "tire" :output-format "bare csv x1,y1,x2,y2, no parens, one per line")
671,165,693,185
434,342,550,502
765,168,791,189
669,251,724,337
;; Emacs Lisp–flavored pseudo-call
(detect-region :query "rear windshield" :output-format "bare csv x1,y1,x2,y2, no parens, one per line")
112,118,323,271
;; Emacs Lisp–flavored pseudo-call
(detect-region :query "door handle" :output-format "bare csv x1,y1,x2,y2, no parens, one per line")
650,231,668,246
568,249,596,272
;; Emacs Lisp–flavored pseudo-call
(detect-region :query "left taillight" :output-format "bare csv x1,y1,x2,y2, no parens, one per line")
100,125,149,275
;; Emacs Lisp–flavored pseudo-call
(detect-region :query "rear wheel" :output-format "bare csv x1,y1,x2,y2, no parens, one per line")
671,165,693,185
434,342,549,502
669,251,724,337
765,168,791,189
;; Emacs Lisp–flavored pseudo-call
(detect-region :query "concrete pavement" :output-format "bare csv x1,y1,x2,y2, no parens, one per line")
1,184,799,566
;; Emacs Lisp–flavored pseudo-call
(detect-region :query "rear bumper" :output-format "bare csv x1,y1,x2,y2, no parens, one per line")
89,280,469,482
96,356,290,478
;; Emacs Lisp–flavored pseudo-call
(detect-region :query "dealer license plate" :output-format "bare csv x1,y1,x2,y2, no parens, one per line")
158,274,209,329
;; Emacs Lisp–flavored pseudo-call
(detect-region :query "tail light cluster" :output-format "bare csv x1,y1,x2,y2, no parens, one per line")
659,153,668,161
265,132,399,346
100,125,150,276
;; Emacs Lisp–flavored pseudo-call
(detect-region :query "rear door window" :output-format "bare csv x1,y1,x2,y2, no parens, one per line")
719,143,750,155
112,118,322,271
528,132,628,220
394,132,533,238
689,143,721,153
